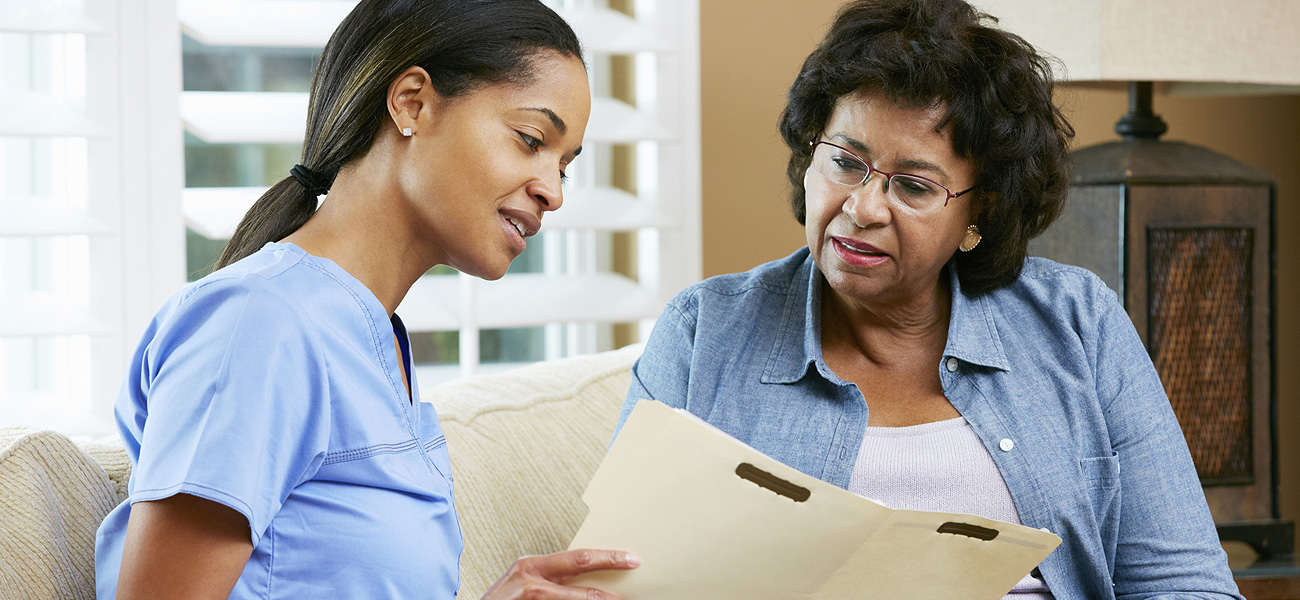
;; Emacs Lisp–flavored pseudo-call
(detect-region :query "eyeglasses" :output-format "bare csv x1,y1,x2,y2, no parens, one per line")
809,140,975,214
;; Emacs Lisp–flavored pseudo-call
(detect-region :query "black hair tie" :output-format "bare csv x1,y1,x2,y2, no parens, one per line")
290,164,331,196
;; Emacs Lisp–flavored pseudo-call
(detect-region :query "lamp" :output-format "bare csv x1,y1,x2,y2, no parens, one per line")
968,0,1300,566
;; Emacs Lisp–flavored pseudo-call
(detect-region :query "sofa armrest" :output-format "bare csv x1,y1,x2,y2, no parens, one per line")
0,427,128,600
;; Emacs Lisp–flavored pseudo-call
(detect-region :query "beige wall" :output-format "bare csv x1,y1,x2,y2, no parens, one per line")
701,1,1300,537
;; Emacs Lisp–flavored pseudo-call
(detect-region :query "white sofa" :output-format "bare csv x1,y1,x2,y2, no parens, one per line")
0,344,641,600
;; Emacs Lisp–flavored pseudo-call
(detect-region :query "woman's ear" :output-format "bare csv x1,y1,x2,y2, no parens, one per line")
387,66,436,137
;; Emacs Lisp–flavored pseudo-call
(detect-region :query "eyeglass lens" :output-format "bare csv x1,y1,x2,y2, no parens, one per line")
811,142,949,213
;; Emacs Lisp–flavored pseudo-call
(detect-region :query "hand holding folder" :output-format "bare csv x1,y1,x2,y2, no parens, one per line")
567,400,1060,599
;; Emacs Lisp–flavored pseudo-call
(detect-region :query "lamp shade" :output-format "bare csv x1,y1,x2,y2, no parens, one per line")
967,0,1300,89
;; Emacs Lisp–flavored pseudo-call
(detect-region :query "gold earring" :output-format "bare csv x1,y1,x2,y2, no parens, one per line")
959,224,982,252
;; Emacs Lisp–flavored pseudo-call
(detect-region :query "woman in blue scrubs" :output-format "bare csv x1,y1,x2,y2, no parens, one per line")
94,1,638,598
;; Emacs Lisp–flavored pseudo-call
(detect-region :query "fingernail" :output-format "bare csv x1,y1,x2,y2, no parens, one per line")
624,553,642,567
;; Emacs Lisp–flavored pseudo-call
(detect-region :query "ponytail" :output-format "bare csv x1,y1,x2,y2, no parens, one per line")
215,177,319,269
213,0,582,270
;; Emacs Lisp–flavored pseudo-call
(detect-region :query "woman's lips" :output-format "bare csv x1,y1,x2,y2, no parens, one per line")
500,208,540,238
499,214,528,253
831,236,890,267
499,208,541,254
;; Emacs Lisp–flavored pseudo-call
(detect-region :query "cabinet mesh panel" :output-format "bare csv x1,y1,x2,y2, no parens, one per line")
1147,227,1253,484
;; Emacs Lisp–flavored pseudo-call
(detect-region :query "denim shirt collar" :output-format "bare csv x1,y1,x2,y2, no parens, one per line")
763,253,1010,384
760,251,821,384
942,262,1011,372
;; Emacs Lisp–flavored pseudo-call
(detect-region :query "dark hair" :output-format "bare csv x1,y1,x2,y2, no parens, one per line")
778,0,1074,294
216,0,583,269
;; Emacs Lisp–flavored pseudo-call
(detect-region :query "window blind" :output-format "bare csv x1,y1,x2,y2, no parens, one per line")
0,0,183,436
0,0,699,434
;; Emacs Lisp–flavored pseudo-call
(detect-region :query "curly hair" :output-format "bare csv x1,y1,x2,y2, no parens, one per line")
778,0,1074,294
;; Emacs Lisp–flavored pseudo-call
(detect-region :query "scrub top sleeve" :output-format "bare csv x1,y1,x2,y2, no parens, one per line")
132,276,331,546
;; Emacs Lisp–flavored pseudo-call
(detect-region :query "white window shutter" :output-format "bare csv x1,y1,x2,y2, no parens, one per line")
0,0,184,436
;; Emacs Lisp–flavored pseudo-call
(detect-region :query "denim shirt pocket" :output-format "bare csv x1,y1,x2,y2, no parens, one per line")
1080,452,1121,572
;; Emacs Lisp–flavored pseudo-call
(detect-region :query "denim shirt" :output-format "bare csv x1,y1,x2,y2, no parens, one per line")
619,248,1241,600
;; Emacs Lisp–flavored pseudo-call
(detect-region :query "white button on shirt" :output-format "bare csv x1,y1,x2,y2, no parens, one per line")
945,357,959,372
848,418,1052,598
999,438,1015,452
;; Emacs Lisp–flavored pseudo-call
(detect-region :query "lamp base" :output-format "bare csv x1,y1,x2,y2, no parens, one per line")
1029,137,1279,540
1221,521,1296,565
1115,81,1168,141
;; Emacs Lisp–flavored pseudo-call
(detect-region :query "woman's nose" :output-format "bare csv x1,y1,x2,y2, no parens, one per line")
527,171,564,212
842,175,892,226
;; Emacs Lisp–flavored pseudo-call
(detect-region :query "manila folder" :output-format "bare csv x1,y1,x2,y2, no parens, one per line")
567,400,1061,599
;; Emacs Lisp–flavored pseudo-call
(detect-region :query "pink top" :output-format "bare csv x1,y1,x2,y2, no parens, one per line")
848,416,1053,599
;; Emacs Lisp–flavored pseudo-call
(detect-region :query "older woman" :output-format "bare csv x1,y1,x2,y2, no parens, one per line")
618,0,1241,598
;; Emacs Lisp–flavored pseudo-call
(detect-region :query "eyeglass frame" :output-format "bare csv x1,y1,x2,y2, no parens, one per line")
808,140,976,213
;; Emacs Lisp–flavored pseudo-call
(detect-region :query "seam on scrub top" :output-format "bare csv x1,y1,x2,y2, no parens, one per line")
299,260,444,483
132,482,255,520
422,436,447,453
299,261,402,404
265,520,275,598
322,438,422,465
422,436,453,481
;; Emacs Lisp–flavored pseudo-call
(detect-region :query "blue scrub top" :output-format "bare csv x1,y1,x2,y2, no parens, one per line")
95,242,463,599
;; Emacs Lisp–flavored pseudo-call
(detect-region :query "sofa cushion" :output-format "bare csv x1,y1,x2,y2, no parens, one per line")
0,427,127,600
427,344,640,598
